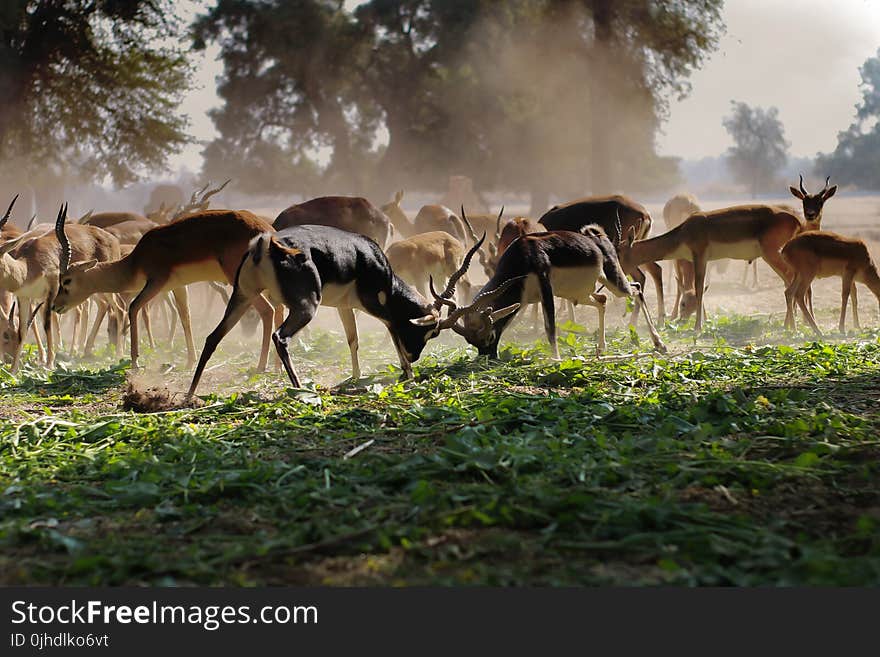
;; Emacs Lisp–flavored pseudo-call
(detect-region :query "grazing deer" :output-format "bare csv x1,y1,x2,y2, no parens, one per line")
385,231,473,303
274,196,393,249
187,226,514,397
0,204,121,370
52,208,277,371
380,191,468,244
781,231,880,336
618,204,812,332
436,225,667,359
538,195,666,323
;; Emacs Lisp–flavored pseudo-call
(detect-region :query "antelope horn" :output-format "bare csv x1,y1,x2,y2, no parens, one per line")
201,178,231,205
26,302,43,331
0,194,19,231
822,175,831,191
435,224,485,305
438,275,527,329
614,208,622,246
78,209,94,224
429,276,457,310
55,202,71,275
495,206,505,241
459,205,480,245
799,173,807,196
26,214,37,230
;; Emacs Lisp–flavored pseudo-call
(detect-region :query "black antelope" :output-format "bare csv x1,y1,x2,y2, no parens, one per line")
186,225,514,397
434,225,667,359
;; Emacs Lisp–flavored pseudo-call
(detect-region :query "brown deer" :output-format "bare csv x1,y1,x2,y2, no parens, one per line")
52,209,277,371
275,196,393,249
380,191,468,244
781,231,880,335
385,232,473,303
662,193,702,320
618,204,812,332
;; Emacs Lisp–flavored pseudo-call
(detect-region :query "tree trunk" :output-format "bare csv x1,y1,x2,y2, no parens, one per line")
589,0,614,195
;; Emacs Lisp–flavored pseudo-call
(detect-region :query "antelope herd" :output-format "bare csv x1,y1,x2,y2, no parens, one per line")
0,173,878,400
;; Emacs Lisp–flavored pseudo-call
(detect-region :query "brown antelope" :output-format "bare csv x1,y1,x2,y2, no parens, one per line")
538,195,666,323
274,196,393,249
618,204,813,332
0,205,121,370
435,225,666,359
662,193,702,320
187,226,514,396
52,209,277,371
781,231,880,336
385,231,473,303
380,192,468,244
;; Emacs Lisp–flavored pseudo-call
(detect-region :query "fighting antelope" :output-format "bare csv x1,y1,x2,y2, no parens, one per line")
385,231,473,303
435,225,667,359
0,204,121,369
538,195,666,322
52,209,277,371
187,226,514,397
781,231,880,336
618,204,812,332
274,196,393,249
380,192,468,244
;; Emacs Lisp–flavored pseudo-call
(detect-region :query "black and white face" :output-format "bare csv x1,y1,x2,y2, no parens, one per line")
397,318,440,364
790,180,837,226
460,311,501,357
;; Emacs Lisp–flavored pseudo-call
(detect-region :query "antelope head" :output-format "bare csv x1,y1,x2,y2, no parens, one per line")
790,174,836,227
53,204,97,314
380,190,409,230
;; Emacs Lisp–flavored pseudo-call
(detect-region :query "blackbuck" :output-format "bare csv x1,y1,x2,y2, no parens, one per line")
0,204,121,370
538,195,666,322
789,174,837,226
781,231,880,336
186,226,513,397
618,205,810,332
52,209,277,371
385,231,473,303
436,225,667,359
274,196,393,249
381,191,468,244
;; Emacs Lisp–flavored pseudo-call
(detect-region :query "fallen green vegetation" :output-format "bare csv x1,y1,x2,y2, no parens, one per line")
1,313,879,585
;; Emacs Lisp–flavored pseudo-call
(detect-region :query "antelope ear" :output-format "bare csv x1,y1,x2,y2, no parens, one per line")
489,303,520,322
822,185,837,200
626,226,636,247
410,314,438,327
69,258,98,274
789,186,805,200
394,190,404,204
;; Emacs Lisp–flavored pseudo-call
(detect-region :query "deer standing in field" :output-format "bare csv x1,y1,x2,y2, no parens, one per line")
437,225,667,359
275,196,393,249
381,191,469,244
538,195,666,323
52,208,277,371
781,231,880,335
0,204,122,370
186,226,515,396
385,232,473,304
617,202,819,332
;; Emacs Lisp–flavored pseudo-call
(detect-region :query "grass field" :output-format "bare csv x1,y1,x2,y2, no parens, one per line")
1,309,878,586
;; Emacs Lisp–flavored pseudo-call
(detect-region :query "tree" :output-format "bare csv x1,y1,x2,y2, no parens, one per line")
0,0,192,209
815,49,880,189
723,101,790,198
195,1,724,205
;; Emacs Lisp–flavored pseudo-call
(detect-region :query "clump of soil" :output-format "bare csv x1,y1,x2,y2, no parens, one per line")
121,377,200,412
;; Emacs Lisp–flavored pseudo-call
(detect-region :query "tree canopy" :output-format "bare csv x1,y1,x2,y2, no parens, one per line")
0,0,192,194
194,0,724,207
815,48,880,190
722,101,790,198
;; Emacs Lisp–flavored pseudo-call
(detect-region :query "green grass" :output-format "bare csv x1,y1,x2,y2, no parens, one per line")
1,313,879,586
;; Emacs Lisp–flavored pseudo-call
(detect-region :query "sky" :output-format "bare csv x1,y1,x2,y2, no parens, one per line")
169,0,880,172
